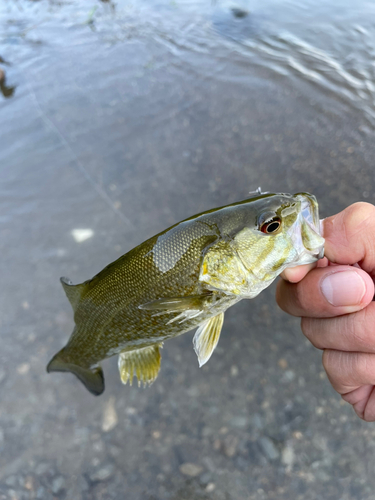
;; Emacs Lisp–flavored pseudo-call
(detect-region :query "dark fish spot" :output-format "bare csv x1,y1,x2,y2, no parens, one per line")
0,68,16,99
212,7,258,42
231,7,249,19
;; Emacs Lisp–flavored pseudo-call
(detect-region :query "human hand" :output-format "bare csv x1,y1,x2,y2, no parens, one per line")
276,203,375,421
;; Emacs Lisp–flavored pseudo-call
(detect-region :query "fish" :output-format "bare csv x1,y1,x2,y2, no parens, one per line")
47,191,324,396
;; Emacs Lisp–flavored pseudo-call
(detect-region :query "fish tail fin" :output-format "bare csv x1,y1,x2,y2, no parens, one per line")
60,277,89,312
46,348,105,396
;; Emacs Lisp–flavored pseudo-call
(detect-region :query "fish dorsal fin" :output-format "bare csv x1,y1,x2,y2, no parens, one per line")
193,312,224,367
118,343,163,387
60,277,88,312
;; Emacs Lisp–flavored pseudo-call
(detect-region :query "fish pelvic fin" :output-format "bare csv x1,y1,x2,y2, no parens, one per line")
60,277,89,312
193,312,224,367
46,349,105,396
118,343,163,387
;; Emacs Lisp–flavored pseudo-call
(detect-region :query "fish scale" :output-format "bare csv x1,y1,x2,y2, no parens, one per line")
47,192,324,395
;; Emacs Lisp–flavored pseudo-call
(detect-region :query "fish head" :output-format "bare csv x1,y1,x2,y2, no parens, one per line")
232,192,325,288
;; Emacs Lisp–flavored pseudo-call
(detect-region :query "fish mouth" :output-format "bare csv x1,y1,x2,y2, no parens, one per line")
290,193,325,265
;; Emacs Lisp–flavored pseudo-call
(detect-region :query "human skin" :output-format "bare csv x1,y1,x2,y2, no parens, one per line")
276,202,375,421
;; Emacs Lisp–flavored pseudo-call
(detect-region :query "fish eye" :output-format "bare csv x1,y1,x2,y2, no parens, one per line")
260,217,281,234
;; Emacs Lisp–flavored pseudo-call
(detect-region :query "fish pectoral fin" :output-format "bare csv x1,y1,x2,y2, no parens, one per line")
139,294,214,324
118,343,163,387
139,294,212,312
193,312,224,367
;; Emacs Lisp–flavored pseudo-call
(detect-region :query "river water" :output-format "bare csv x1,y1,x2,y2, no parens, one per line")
1,0,375,499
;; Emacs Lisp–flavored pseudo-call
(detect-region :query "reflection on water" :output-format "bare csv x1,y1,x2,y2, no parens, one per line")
2,0,373,122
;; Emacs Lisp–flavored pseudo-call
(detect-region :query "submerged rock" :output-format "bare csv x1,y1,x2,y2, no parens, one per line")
231,7,249,18
258,437,280,461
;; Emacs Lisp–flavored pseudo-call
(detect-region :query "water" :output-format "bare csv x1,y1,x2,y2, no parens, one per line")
1,0,375,499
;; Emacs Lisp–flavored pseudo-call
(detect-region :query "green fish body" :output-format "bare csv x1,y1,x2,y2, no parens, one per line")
47,192,324,395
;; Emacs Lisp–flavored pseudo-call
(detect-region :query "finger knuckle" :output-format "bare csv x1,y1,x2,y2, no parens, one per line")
362,414,374,423
301,317,324,348
322,349,350,381
276,281,303,317
275,281,286,309
293,283,310,315
345,202,375,228
322,349,336,374
349,307,375,351
353,353,369,379
343,203,375,240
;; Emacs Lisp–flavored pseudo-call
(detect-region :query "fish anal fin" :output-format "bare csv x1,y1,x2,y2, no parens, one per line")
118,344,162,387
47,349,104,396
60,277,88,312
193,312,224,367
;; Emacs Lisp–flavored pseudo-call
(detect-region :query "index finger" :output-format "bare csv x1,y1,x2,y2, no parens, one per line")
281,259,329,283
281,263,317,283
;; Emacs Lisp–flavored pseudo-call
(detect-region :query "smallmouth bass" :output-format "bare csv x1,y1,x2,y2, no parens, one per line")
47,192,324,395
